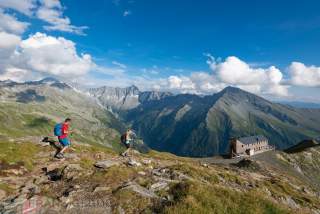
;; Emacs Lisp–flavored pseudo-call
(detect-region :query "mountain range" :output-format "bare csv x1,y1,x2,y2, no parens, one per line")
87,85,172,114
0,77,125,151
123,86,320,156
86,83,320,156
1,77,320,157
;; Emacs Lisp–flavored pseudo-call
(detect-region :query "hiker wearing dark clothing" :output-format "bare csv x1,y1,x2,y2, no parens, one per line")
54,118,72,159
121,128,136,156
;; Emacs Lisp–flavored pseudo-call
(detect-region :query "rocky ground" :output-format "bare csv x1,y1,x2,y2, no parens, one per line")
0,139,320,214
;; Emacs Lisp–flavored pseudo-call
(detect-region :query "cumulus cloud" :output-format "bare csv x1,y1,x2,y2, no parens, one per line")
0,1,124,84
0,31,21,73
0,31,21,49
0,9,30,34
18,32,93,76
0,0,36,16
289,62,320,87
0,1,316,100
210,56,280,85
0,68,29,82
207,56,289,96
0,32,94,81
143,56,288,96
0,0,87,35
168,75,196,91
36,0,88,35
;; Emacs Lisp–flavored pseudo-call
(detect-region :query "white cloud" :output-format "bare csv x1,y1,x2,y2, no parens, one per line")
0,31,21,49
289,62,320,87
131,56,289,97
190,72,226,92
112,61,127,69
0,0,87,35
169,76,196,91
207,56,289,96
36,0,88,35
18,32,93,76
0,31,21,73
210,56,281,85
168,76,182,89
123,10,132,17
0,68,28,82
0,1,127,85
0,0,315,100
0,0,36,16
0,32,94,80
141,66,160,75
150,70,159,75
0,9,30,34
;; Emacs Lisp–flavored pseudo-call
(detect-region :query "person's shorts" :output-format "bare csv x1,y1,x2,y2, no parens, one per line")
58,138,70,147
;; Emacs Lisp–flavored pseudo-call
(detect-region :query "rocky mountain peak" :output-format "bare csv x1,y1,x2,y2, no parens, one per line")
214,86,273,109
0,77,71,90
139,91,173,103
218,86,253,98
88,85,172,112
126,85,139,92
38,77,60,84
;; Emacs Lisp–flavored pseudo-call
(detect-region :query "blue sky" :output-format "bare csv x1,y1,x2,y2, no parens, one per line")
64,0,320,69
0,0,319,102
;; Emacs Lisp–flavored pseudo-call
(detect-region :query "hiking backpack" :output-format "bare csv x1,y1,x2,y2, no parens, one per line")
54,123,63,136
121,133,127,144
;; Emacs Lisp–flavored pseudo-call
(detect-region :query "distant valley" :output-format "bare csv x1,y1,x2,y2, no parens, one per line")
278,101,320,109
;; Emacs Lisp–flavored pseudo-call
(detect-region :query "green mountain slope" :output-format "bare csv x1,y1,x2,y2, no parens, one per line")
251,143,320,193
0,79,125,150
126,87,320,157
0,79,319,213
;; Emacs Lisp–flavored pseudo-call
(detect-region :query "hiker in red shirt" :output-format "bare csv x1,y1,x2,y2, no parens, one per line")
55,118,72,159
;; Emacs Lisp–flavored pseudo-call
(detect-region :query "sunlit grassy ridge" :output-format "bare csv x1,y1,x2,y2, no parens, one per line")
0,84,125,150
1,139,319,213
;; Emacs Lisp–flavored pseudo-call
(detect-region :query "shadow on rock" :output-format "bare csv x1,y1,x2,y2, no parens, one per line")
16,89,45,103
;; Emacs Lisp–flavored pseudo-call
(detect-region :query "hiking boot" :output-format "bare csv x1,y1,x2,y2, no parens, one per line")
55,153,64,159
120,152,128,157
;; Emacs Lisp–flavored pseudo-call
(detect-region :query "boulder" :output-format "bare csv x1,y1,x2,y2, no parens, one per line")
63,164,83,180
94,160,121,169
63,153,80,161
93,186,111,193
201,163,209,168
127,159,142,167
66,164,83,171
46,168,63,181
138,171,146,176
150,182,169,191
281,197,300,209
3,167,27,176
142,159,152,165
121,182,158,198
